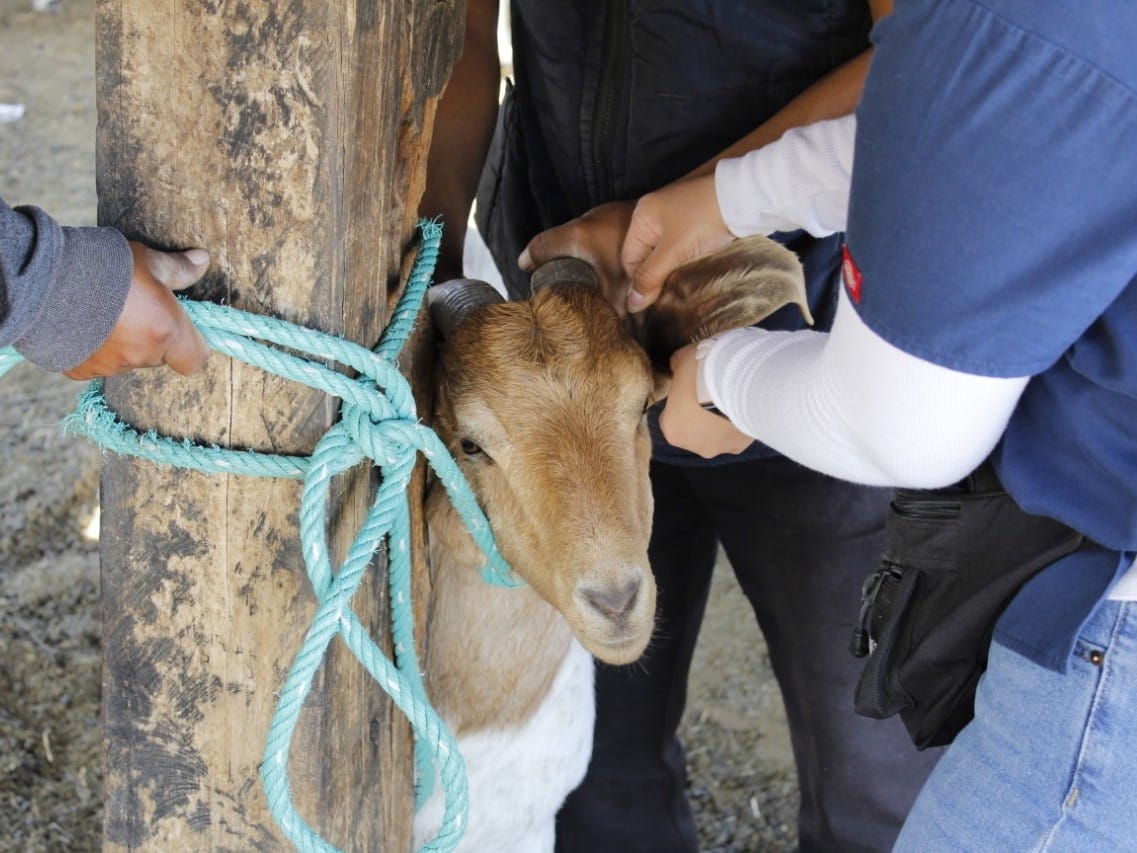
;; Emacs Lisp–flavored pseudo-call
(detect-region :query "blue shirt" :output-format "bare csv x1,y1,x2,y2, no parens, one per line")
847,0,1137,670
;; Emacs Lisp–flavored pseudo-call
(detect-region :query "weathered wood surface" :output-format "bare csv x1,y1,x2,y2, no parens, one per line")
95,1,462,849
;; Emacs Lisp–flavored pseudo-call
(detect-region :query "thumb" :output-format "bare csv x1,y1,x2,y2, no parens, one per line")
135,243,211,291
619,214,659,280
627,244,677,314
129,243,211,374
162,300,210,375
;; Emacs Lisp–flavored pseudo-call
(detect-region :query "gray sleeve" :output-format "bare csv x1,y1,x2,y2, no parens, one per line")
1,198,132,372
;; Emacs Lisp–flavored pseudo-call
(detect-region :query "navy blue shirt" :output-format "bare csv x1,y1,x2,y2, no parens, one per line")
847,0,1137,670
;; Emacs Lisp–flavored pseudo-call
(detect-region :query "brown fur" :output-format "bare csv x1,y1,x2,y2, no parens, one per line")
424,286,656,733
422,235,811,735
424,490,574,733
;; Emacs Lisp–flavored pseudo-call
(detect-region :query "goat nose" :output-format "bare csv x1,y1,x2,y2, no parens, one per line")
578,577,642,622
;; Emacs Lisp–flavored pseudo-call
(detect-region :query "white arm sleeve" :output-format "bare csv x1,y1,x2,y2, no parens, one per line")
698,288,1030,488
714,114,856,238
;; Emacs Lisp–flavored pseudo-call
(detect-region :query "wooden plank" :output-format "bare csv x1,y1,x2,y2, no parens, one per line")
94,1,462,848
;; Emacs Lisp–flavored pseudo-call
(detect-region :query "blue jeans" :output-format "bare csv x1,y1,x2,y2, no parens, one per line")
895,598,1137,852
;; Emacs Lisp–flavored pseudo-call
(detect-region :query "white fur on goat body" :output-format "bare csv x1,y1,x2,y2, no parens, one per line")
412,639,593,852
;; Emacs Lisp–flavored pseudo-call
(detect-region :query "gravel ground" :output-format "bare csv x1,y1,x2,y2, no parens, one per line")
0,1,799,849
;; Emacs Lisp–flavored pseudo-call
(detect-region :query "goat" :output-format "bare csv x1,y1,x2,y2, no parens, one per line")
413,234,811,852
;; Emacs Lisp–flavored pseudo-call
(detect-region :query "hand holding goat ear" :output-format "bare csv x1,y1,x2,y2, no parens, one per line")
621,172,734,314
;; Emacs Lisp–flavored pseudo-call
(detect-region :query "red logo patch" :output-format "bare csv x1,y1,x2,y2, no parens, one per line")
842,244,863,305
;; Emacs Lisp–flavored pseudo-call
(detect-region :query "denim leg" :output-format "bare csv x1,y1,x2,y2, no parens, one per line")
686,457,942,852
895,599,1137,852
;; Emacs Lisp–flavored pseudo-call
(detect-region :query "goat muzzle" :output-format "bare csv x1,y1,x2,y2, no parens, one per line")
569,564,656,664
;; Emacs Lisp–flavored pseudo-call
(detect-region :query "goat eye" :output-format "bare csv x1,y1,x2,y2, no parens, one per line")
459,437,483,456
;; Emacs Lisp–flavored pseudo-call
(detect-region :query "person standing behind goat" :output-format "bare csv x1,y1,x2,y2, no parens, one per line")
420,1,942,850
632,1,1137,849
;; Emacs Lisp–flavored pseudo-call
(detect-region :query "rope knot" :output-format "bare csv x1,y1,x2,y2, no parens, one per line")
339,380,416,467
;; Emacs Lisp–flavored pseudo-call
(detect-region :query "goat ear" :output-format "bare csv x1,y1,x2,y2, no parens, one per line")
635,234,813,371
428,279,505,339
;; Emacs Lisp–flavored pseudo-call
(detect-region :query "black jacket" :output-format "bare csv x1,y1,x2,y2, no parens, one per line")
476,0,871,318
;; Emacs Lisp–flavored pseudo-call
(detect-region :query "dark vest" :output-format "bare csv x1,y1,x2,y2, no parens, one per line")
476,0,871,324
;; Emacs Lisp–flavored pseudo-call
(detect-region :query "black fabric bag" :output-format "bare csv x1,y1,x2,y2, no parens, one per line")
849,462,1084,749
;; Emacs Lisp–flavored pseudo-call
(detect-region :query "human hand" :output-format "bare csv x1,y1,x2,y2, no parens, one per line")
518,201,635,317
64,242,211,380
658,342,753,458
621,174,733,314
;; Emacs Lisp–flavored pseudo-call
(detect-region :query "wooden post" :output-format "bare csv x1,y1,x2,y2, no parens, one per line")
94,1,461,849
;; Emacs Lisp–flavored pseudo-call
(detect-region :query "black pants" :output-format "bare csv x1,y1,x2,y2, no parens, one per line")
555,457,943,852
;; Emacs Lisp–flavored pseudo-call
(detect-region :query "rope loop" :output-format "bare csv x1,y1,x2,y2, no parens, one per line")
1,220,516,852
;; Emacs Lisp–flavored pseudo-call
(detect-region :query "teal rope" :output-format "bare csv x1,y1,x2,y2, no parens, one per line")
0,347,21,379
0,220,520,852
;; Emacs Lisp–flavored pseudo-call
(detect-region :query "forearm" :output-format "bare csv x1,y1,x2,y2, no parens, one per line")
418,0,501,280
715,114,855,238
700,289,1029,487
1,199,132,371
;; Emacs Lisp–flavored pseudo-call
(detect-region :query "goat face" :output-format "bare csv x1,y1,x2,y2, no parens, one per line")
427,234,813,667
432,284,657,665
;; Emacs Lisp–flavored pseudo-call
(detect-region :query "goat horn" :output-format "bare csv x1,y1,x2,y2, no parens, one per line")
428,278,505,338
529,257,601,292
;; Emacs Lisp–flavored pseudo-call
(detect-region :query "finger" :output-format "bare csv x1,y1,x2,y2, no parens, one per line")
63,357,124,381
135,243,211,291
627,245,678,314
619,214,658,280
518,223,581,272
162,308,210,375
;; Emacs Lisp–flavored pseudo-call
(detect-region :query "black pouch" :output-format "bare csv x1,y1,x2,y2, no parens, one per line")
850,461,1084,749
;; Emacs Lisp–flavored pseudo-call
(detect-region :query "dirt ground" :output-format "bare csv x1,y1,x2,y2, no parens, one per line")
0,1,798,850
